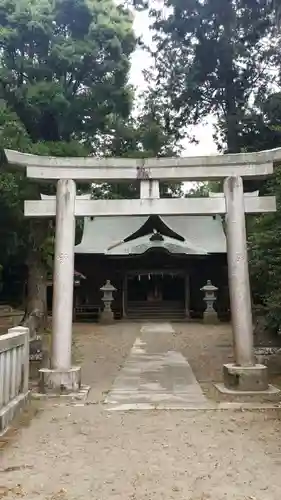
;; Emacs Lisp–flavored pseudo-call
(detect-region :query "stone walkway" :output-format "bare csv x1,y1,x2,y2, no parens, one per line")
1,321,281,500
105,323,211,410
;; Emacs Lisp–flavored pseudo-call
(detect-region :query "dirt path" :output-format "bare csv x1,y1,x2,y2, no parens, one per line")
1,322,281,500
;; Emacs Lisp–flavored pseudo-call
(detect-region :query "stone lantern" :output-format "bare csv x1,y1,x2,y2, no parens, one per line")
100,280,116,323
200,280,219,323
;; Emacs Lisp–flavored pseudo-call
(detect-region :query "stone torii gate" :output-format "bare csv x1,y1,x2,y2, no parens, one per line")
4,148,281,394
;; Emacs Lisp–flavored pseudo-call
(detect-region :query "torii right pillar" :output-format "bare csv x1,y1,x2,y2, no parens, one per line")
223,176,268,391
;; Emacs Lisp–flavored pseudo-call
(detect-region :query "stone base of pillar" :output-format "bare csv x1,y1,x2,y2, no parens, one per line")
223,363,268,392
39,366,81,394
203,311,219,324
100,310,114,324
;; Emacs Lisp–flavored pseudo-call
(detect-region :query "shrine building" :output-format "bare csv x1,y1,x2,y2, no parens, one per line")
74,212,229,320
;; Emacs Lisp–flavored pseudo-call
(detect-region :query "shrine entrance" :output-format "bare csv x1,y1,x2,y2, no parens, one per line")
4,147,279,394
125,271,186,319
127,272,185,302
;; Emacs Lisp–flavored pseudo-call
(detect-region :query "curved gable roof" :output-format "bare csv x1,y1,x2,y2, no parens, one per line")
106,233,208,255
124,215,185,243
75,215,226,255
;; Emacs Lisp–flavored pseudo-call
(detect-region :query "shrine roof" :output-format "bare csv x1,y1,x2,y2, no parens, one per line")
75,215,226,255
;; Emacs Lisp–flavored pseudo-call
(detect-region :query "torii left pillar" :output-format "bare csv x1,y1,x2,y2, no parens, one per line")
39,179,81,393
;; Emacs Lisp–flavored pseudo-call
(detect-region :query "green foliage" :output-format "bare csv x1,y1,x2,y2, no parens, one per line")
131,0,281,336
92,88,184,200
0,104,92,272
0,0,136,302
0,0,135,145
237,93,281,155
186,183,211,198
242,92,281,331
249,166,281,332
0,0,183,305
133,0,277,153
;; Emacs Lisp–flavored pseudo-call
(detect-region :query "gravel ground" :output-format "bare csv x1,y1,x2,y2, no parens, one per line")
1,405,281,500
74,322,138,402
1,321,281,500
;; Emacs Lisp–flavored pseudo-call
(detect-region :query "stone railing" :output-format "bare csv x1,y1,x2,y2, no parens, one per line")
0,326,29,433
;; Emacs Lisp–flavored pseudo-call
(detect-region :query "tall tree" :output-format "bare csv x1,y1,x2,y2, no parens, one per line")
0,0,135,146
248,166,281,333
132,0,277,153
241,90,281,332
0,0,135,317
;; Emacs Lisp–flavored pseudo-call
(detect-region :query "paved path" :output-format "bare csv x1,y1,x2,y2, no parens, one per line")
105,323,212,410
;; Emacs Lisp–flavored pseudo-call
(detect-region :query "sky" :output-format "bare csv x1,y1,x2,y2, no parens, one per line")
129,9,218,156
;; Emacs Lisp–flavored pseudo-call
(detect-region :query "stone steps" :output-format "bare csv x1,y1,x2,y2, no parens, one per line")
127,312,186,320
127,301,186,320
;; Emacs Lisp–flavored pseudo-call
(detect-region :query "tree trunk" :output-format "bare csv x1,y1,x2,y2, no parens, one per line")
26,220,48,330
225,103,239,154
26,248,47,318
222,0,239,154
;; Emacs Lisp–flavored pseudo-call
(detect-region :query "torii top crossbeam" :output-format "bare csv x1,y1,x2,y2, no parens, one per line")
5,147,281,182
